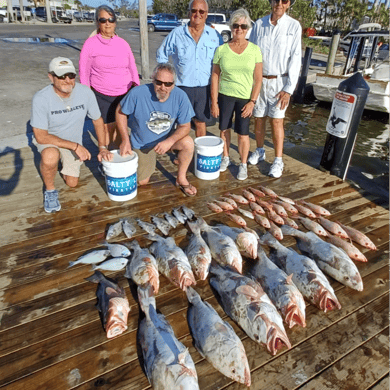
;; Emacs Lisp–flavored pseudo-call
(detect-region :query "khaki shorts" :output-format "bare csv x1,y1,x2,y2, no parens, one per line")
34,141,83,178
133,147,156,182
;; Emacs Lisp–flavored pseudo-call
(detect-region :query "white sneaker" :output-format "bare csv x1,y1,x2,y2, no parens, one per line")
220,156,231,172
248,148,266,165
237,163,248,180
268,160,284,178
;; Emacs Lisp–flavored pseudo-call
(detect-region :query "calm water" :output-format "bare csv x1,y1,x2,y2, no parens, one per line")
282,101,389,202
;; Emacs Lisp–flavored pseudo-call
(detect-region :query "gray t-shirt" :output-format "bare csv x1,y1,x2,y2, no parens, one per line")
30,83,101,144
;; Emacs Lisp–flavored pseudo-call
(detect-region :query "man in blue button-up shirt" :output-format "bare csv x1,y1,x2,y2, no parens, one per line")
157,0,223,137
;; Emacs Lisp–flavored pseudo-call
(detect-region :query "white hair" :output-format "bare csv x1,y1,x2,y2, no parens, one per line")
229,8,251,29
188,0,209,11
152,63,177,83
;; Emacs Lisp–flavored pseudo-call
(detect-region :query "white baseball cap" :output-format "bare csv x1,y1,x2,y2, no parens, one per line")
49,57,76,76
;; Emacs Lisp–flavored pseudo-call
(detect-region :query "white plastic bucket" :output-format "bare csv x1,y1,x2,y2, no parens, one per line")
194,136,224,180
102,150,138,202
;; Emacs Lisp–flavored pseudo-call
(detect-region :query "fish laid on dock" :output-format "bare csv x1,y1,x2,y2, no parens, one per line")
258,185,277,198
210,263,291,355
182,205,196,220
336,221,377,250
213,224,258,259
226,193,249,205
281,225,363,291
248,187,265,198
219,196,238,209
249,247,306,328
242,189,256,202
282,216,299,229
106,220,123,240
225,212,247,227
136,218,156,235
276,194,296,205
214,199,235,211
260,233,341,313
151,215,171,236
254,213,271,229
104,242,130,258
327,234,368,262
266,209,285,225
163,212,179,228
86,271,130,339
268,220,283,240
298,200,331,216
186,287,251,386
186,220,212,280
172,207,187,224
297,216,328,237
207,202,223,213
92,257,128,271
68,249,110,268
124,240,160,294
317,217,349,238
122,218,137,238
196,217,243,273
148,233,196,291
295,203,317,219
138,285,199,390
237,207,255,220
249,201,265,215
269,202,288,218
274,200,298,214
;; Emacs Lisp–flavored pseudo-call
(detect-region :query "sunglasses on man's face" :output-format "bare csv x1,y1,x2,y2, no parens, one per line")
191,8,206,15
232,23,249,30
273,0,289,4
54,73,76,80
154,79,174,87
98,17,116,23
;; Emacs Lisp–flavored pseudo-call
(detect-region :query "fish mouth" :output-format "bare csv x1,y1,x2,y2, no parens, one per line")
106,321,128,339
231,258,242,274
146,264,160,294
179,272,196,291
317,290,342,312
266,327,292,355
283,304,306,328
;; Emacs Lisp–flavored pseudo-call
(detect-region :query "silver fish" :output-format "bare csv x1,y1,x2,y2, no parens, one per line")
124,240,160,294
260,232,342,312
281,225,363,291
68,249,110,268
121,218,137,238
186,287,251,386
249,247,306,328
210,263,291,355
106,220,123,240
213,224,258,259
172,207,187,224
148,233,196,291
151,215,171,236
86,271,130,339
138,285,199,390
92,257,128,271
181,205,196,220
195,217,243,273
136,218,156,235
186,220,212,280
237,207,255,220
163,212,179,228
104,242,130,258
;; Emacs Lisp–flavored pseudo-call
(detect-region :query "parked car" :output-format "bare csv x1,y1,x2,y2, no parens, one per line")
0,6,7,22
147,13,180,32
82,11,95,22
35,7,72,23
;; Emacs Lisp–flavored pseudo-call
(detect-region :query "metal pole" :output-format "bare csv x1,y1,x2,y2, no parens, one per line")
325,30,340,75
353,37,365,73
139,0,150,81
294,46,313,104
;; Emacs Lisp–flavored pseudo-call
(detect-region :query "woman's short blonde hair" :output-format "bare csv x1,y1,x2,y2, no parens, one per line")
229,8,251,30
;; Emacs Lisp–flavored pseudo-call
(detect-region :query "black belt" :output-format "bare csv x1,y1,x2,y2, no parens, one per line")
263,73,288,79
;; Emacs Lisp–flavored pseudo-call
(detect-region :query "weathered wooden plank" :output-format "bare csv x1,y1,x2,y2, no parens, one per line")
297,328,389,390
1,258,387,389
370,374,390,390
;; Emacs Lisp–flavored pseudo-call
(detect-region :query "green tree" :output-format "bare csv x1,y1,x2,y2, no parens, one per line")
231,0,270,20
289,0,316,29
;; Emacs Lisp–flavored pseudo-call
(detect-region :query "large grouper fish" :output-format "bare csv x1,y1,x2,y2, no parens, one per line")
86,271,130,339
138,285,199,390
186,287,251,386
259,233,341,313
209,263,291,355
280,225,363,291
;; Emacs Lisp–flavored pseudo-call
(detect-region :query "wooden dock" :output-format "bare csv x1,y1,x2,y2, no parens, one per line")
0,124,388,390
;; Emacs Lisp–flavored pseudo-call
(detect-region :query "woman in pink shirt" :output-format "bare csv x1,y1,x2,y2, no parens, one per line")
79,5,140,150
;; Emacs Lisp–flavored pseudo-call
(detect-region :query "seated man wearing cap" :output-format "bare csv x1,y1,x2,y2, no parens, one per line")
31,57,111,213
116,63,197,197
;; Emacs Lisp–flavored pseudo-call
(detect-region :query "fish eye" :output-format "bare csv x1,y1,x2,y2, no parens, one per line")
254,334,259,340
344,276,350,281
232,368,236,374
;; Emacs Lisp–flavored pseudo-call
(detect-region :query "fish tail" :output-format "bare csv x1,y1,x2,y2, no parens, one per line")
187,219,201,235
85,270,105,283
280,225,302,237
137,284,156,318
258,232,277,247
146,232,158,241
67,261,75,268
185,286,201,304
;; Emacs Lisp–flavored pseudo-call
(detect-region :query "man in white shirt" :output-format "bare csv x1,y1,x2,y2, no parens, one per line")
248,0,301,178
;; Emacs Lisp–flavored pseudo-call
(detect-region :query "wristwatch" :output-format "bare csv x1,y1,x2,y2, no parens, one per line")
250,99,257,104
99,145,108,150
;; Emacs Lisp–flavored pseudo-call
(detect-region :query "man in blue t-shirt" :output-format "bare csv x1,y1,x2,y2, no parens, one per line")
116,63,197,197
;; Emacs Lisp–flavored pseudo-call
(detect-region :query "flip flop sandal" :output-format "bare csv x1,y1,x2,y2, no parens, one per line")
176,182,197,197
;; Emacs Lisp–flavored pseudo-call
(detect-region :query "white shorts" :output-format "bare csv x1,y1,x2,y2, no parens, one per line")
253,75,289,119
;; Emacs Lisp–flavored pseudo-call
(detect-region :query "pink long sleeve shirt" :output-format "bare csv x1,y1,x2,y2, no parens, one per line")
79,34,140,96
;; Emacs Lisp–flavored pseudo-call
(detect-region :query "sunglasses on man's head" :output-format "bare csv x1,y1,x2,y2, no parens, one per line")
154,79,174,87
232,23,249,30
98,17,116,23
54,73,76,80
273,0,289,4
191,8,206,15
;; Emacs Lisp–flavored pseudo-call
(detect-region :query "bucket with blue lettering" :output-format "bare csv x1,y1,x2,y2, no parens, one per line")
102,150,138,202
194,136,224,180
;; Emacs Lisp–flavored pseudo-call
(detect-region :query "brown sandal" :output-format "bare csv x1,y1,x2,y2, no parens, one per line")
176,182,197,197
